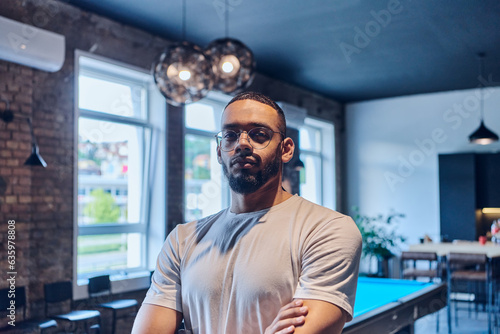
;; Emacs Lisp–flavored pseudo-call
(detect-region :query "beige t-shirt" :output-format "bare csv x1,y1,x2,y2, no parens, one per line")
144,195,362,333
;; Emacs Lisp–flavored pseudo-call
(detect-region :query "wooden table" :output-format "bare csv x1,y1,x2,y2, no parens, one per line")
409,241,500,258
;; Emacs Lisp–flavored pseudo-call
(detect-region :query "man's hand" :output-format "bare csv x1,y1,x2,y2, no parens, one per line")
264,300,308,334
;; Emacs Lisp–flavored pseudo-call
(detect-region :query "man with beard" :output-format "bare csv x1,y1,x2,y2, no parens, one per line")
133,92,362,334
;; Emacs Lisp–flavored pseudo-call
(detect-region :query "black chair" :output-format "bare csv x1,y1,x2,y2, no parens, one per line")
88,275,138,334
44,281,100,333
401,251,443,281
0,286,58,333
446,253,493,334
400,251,443,332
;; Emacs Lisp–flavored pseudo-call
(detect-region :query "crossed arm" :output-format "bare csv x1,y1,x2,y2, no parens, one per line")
132,304,182,334
265,299,346,334
132,299,346,334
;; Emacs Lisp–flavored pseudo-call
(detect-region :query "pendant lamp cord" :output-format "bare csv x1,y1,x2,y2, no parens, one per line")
182,0,186,41
478,53,485,121
27,117,38,147
225,0,229,38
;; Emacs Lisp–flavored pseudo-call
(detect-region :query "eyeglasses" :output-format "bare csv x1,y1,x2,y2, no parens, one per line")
215,127,283,152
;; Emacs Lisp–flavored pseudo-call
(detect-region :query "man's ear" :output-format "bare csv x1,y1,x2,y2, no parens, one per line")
216,146,222,164
281,137,295,163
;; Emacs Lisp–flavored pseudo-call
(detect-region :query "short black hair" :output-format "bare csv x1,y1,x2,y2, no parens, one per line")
225,91,286,136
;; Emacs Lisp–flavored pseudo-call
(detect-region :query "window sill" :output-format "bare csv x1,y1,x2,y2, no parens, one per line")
74,270,151,300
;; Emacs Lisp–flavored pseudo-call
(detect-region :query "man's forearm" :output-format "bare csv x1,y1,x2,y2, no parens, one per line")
292,299,346,334
132,304,182,334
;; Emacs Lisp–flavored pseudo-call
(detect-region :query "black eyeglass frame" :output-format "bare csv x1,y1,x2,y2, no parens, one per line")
215,127,284,152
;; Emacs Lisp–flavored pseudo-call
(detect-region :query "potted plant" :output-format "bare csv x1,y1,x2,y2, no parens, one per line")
352,207,406,277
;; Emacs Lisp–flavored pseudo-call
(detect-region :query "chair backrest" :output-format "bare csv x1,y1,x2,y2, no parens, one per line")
44,281,73,317
448,252,487,265
0,286,26,319
44,281,73,303
401,251,437,261
88,275,111,297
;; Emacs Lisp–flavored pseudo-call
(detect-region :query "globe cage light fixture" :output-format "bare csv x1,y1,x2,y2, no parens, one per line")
205,0,255,93
152,0,214,106
153,41,214,106
205,38,256,93
468,53,499,145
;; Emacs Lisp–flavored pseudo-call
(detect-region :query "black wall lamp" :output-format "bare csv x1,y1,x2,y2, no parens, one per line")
0,98,47,167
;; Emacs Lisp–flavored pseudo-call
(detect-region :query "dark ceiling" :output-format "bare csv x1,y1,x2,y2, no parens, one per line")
61,0,500,103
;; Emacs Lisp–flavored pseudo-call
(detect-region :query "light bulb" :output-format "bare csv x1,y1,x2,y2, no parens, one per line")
219,55,240,77
179,70,191,81
475,138,495,145
222,61,234,73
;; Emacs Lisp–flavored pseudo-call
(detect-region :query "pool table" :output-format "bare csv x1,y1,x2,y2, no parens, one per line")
342,277,447,334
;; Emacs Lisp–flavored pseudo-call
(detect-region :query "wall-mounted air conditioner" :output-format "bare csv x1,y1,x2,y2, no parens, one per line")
0,16,65,72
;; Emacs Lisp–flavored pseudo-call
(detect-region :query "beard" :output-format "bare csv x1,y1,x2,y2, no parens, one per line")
222,147,282,195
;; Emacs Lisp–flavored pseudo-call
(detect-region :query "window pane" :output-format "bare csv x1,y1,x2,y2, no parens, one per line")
79,75,145,119
185,103,217,132
78,117,144,225
185,134,223,221
300,154,322,205
300,126,321,152
77,233,142,275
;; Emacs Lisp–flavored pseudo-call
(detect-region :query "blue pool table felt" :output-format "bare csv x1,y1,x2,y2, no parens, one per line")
353,277,433,318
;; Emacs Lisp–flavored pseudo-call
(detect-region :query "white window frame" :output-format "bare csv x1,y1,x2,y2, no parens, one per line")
300,117,336,210
184,92,232,222
73,50,165,298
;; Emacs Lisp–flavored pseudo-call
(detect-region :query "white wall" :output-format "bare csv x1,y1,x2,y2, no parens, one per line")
346,87,500,248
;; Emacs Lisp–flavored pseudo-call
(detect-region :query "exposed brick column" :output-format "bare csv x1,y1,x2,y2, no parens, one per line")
166,104,185,233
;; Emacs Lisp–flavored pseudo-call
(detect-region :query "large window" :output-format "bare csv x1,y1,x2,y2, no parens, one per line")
184,94,230,222
75,52,164,283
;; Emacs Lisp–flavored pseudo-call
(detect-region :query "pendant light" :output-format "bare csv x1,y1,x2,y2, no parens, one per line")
153,0,214,106
468,53,499,145
205,0,255,93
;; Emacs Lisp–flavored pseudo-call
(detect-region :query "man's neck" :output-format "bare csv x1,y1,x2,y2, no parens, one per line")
229,180,293,214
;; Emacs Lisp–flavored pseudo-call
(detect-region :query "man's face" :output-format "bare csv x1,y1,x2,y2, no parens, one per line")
217,99,284,194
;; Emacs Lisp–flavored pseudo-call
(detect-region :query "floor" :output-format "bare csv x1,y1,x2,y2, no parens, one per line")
415,302,496,334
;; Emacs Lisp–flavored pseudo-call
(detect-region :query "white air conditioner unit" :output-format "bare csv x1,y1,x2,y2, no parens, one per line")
0,16,65,72
277,101,307,129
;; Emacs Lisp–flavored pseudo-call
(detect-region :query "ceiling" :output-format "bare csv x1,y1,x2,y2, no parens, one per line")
61,0,500,103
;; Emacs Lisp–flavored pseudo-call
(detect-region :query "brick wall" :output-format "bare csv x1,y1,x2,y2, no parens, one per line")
0,0,169,323
0,0,345,327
